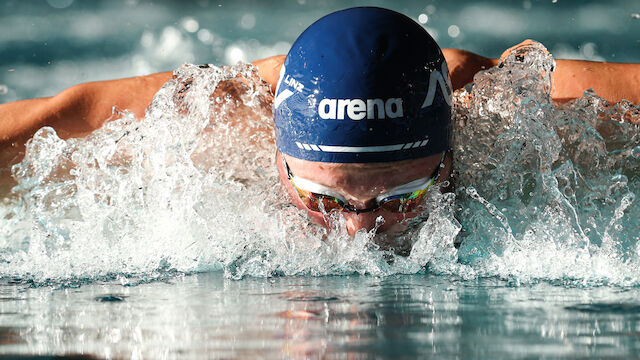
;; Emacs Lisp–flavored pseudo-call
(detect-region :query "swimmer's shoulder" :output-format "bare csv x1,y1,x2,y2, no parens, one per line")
252,55,285,93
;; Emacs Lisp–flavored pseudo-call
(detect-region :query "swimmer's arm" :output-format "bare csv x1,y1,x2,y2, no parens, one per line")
445,41,640,105
0,72,173,142
551,60,640,104
0,72,173,167
498,40,640,105
252,55,286,93
0,57,281,169
1,56,282,143
441,49,498,90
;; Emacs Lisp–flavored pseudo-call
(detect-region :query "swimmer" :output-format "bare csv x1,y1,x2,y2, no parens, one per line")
1,7,639,236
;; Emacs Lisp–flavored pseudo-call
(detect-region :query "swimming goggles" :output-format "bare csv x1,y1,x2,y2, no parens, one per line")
282,152,445,214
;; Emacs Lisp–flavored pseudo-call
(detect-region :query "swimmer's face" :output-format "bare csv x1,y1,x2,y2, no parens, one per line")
276,152,452,236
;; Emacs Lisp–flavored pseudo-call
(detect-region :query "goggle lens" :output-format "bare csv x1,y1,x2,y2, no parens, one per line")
378,189,429,213
295,187,429,214
294,188,344,212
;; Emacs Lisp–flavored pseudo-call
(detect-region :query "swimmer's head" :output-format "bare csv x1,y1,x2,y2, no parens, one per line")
276,151,452,236
273,7,453,235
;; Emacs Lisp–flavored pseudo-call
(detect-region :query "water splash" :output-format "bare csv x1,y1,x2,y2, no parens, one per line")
453,41,640,286
1,41,639,286
0,63,455,285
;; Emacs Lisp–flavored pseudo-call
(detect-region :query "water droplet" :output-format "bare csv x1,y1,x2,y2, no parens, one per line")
418,14,428,24
447,25,460,38
580,42,597,59
239,14,256,30
225,46,245,64
181,17,199,33
197,29,213,44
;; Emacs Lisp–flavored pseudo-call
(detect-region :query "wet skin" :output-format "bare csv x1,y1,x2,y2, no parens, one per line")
276,151,453,236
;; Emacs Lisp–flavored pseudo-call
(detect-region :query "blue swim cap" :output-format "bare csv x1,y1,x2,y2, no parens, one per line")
273,7,452,163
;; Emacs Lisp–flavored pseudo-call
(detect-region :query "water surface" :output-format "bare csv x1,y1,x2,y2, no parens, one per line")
4,274,640,359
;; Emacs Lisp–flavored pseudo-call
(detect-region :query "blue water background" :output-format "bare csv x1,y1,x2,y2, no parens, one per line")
1,1,640,358
1,0,639,102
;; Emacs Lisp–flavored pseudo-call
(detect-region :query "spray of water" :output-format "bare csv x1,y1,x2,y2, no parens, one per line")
0,63,457,285
453,41,640,286
0,41,638,286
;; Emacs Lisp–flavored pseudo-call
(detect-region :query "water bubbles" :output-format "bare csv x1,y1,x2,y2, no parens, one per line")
454,40,640,286
197,29,213,44
239,14,256,30
447,25,460,38
181,17,199,33
580,42,599,60
418,14,429,24
632,13,640,19
225,46,245,64
0,84,8,95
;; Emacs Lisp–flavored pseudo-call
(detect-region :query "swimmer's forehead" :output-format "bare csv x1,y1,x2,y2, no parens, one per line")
283,153,442,191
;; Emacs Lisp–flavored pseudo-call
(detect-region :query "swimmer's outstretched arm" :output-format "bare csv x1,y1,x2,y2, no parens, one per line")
551,60,640,104
443,46,640,105
1,72,173,140
0,72,173,167
499,40,640,105
0,57,282,169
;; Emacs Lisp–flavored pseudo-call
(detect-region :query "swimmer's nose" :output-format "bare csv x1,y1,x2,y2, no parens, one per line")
344,212,383,236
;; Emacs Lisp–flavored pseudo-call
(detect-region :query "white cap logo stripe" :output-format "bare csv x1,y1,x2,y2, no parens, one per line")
274,89,294,109
291,140,431,153
421,62,452,108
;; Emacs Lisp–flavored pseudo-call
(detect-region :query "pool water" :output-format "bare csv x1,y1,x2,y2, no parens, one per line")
1,0,640,358
5,274,640,359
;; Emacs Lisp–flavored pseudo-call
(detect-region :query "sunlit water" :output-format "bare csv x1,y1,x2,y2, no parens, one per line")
1,1,640,358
